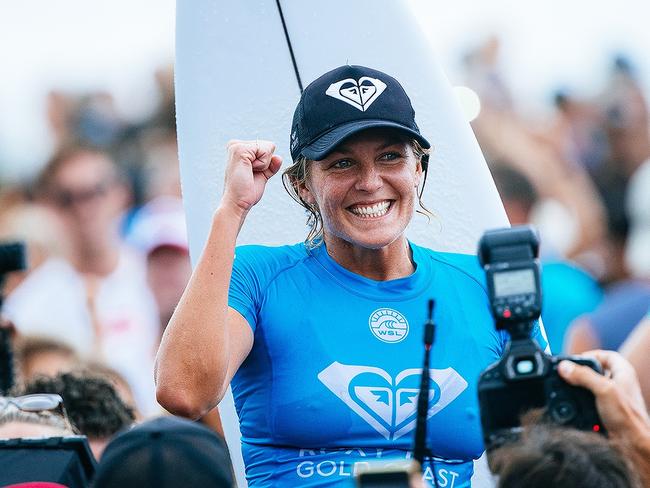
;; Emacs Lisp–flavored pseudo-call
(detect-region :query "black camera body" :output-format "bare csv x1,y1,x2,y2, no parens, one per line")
0,242,26,277
477,226,604,451
0,241,27,395
479,342,605,449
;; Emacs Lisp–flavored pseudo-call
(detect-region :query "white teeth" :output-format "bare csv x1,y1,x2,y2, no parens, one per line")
349,201,391,218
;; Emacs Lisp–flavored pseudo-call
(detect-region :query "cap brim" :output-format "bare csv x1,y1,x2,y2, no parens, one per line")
301,119,431,161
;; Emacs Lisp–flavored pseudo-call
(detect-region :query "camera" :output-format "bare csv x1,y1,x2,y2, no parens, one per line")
0,241,27,394
477,226,604,451
355,461,415,488
0,242,26,277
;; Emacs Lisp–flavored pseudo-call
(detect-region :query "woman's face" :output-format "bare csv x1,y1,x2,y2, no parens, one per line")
301,129,422,251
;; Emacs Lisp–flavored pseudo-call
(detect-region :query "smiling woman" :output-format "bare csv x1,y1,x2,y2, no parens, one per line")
294,131,423,279
283,131,431,252
155,65,548,488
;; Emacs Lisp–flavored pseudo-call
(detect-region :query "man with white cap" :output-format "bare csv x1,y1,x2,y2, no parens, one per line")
127,196,191,337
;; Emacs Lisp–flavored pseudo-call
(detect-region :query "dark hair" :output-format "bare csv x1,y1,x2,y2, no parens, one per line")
490,164,538,215
35,143,122,198
93,416,233,488
490,423,640,488
20,371,135,440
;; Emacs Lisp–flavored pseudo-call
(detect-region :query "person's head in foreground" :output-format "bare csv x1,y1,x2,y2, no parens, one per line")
281,65,431,256
0,394,75,439
490,422,641,488
21,372,135,460
93,416,233,488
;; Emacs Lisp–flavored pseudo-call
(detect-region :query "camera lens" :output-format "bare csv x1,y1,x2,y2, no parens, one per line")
550,400,577,423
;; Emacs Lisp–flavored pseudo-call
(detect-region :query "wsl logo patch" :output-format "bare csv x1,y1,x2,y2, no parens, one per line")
325,77,387,112
318,362,468,440
369,308,408,343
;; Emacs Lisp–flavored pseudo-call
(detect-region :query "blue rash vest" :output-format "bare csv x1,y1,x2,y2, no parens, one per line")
228,242,548,487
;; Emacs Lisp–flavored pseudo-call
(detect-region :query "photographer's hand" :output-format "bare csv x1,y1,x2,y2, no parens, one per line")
558,350,650,447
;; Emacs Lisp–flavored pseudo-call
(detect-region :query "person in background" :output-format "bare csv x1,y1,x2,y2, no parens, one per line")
0,393,95,488
464,38,607,262
127,196,191,336
127,197,227,435
620,312,650,410
565,160,650,354
491,165,603,352
20,372,135,459
598,55,650,179
549,89,608,178
490,421,640,488
3,145,160,416
93,416,233,488
0,198,70,297
80,360,141,419
0,394,75,439
13,336,79,383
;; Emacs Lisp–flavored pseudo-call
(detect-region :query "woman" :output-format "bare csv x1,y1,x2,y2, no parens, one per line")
155,65,547,487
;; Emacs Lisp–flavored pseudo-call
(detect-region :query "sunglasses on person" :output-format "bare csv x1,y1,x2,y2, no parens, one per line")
51,181,112,209
0,393,67,419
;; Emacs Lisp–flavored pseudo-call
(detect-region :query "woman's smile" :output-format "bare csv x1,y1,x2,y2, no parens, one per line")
346,199,394,219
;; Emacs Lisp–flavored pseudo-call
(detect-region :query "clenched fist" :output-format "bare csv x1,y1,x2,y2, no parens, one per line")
222,140,283,214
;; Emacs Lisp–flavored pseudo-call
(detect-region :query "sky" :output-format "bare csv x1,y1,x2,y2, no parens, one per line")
0,0,648,179
411,0,650,107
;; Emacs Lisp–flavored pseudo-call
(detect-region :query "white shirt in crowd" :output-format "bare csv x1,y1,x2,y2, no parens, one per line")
4,246,160,416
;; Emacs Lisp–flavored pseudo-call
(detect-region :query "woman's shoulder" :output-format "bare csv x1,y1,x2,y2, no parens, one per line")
412,243,486,289
233,242,309,276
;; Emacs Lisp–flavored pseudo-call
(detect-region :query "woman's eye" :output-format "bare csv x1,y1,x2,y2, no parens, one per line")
379,152,402,162
331,159,353,169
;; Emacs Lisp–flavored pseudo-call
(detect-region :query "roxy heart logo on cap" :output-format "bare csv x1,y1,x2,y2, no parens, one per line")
325,77,387,112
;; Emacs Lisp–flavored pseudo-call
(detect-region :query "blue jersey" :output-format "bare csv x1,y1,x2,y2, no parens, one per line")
228,242,547,487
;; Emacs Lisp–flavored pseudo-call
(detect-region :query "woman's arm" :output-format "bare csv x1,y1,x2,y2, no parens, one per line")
620,317,650,411
154,140,282,419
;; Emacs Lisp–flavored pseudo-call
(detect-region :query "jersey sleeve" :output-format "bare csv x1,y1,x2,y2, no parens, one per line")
228,246,264,332
228,244,304,332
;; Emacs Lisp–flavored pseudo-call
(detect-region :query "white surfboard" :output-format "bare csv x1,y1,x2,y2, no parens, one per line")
175,1,506,486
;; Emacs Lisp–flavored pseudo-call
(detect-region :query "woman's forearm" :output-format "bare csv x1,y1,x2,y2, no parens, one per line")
154,203,249,418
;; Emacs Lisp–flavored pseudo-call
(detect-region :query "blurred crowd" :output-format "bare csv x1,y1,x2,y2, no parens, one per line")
464,37,650,362
0,35,649,486
0,65,188,418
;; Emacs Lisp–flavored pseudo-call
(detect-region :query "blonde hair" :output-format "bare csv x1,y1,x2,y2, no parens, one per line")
0,404,75,435
282,138,432,248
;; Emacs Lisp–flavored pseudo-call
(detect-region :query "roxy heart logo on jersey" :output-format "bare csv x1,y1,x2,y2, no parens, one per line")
318,362,468,440
325,77,387,112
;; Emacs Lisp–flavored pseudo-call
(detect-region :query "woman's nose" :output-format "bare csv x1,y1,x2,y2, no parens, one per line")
355,164,382,192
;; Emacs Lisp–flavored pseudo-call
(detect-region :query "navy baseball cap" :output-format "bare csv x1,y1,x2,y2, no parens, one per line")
290,65,431,161
93,416,233,487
